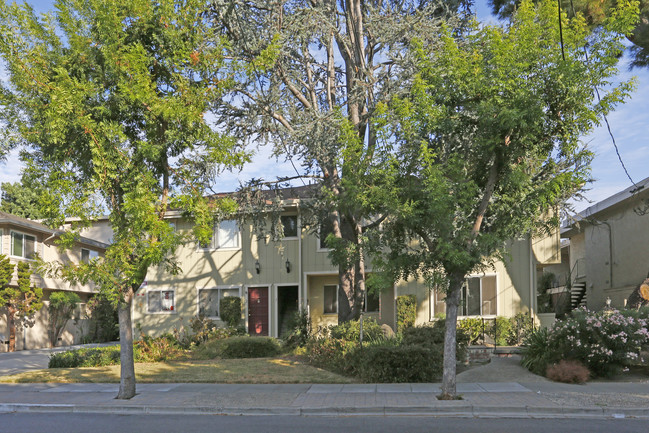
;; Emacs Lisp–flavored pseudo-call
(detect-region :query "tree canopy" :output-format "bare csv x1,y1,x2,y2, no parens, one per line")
371,0,637,399
0,0,243,398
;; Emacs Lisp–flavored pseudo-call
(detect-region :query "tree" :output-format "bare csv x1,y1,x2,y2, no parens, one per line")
47,291,81,348
0,0,244,398
371,0,637,399
210,0,469,322
0,172,46,219
489,0,649,68
0,256,43,352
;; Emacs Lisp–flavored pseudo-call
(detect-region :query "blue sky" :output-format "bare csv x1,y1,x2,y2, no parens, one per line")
0,0,647,212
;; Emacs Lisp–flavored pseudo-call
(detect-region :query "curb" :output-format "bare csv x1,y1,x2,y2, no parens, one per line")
0,402,647,419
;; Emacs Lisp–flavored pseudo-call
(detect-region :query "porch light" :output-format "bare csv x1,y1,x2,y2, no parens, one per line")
285,258,291,273
255,260,260,274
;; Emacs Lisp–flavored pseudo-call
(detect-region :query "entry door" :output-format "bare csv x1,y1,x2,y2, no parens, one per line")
248,287,269,336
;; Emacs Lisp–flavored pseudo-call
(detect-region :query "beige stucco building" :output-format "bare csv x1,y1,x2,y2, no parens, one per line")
130,190,562,339
0,211,107,352
562,176,649,310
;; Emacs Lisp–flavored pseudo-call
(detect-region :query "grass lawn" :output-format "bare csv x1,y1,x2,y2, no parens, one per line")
0,356,356,384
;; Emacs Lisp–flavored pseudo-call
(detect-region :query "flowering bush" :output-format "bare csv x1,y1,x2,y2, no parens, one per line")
522,307,649,378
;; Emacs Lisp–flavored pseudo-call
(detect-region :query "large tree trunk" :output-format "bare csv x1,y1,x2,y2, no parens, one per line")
440,273,463,399
116,287,136,399
8,308,16,352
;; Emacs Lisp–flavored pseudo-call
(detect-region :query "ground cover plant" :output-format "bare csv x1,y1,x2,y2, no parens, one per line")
521,307,649,379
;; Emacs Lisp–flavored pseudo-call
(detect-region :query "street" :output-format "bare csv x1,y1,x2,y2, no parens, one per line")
0,413,647,433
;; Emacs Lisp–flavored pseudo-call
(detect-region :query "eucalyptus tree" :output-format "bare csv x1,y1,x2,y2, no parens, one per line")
0,0,244,398
372,0,638,399
209,0,470,322
489,0,649,68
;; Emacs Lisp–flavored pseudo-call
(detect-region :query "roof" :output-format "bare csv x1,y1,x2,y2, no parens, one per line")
561,176,649,237
0,211,110,250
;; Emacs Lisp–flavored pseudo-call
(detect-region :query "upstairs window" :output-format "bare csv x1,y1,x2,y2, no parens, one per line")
281,215,298,238
319,218,335,250
11,231,36,259
200,220,240,249
81,248,99,263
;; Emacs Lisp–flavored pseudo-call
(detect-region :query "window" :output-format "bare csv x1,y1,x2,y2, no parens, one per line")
198,287,239,318
11,231,36,259
81,248,99,263
431,290,447,318
365,290,380,313
147,289,175,313
460,275,497,316
323,285,338,314
200,220,240,249
281,215,298,238
0,229,3,254
319,218,335,250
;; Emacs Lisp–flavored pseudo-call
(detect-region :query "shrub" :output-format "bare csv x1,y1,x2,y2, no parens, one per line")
351,343,444,382
306,338,358,374
216,336,281,359
402,322,468,362
49,346,120,368
187,315,217,347
135,334,184,362
521,308,649,378
220,297,242,328
489,316,513,346
329,317,384,343
457,317,485,345
546,360,590,384
396,295,416,331
520,327,551,375
284,309,311,348
510,313,534,345
83,294,119,343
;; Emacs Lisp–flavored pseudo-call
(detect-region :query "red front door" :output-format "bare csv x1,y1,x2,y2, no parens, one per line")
248,287,269,336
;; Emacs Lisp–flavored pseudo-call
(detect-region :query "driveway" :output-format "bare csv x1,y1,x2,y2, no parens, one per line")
0,343,118,376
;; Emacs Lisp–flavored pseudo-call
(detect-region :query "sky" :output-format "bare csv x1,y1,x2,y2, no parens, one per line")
0,0,647,213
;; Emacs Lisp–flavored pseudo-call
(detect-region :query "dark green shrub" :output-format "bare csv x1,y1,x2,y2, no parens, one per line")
83,294,119,343
220,297,242,327
396,295,416,331
306,338,358,373
352,343,444,382
284,309,311,348
48,346,120,368
217,336,281,358
329,317,383,343
520,327,551,375
403,321,468,361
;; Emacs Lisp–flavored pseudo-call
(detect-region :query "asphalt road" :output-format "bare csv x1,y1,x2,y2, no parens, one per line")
0,413,647,433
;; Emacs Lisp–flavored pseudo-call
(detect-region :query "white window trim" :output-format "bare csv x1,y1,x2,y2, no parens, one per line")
280,215,299,240
196,285,241,320
146,288,176,314
323,284,339,315
198,220,241,251
10,230,37,260
429,273,498,319
317,226,333,252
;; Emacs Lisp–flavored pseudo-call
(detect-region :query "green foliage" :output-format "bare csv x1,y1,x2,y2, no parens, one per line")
48,346,121,368
220,297,242,328
521,308,649,378
83,294,119,343
213,336,282,359
457,318,486,345
284,309,312,349
351,343,444,383
402,322,469,361
328,317,384,343
191,327,248,359
305,338,359,374
187,315,217,347
396,295,417,331
48,291,81,348
0,177,45,219
134,334,184,362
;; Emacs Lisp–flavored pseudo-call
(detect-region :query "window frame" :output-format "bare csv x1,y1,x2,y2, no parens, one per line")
198,219,241,251
429,274,498,319
81,248,99,264
318,218,337,251
280,215,298,239
146,289,176,314
10,230,37,260
323,284,338,315
197,286,241,320
364,290,380,313
0,228,3,254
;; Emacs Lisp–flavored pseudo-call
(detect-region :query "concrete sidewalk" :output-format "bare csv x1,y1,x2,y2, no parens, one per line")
0,381,647,419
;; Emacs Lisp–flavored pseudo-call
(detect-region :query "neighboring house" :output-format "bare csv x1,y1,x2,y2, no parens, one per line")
562,176,649,310
0,211,108,352
119,187,562,339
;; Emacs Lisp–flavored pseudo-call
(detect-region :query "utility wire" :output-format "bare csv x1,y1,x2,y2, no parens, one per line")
566,0,638,189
